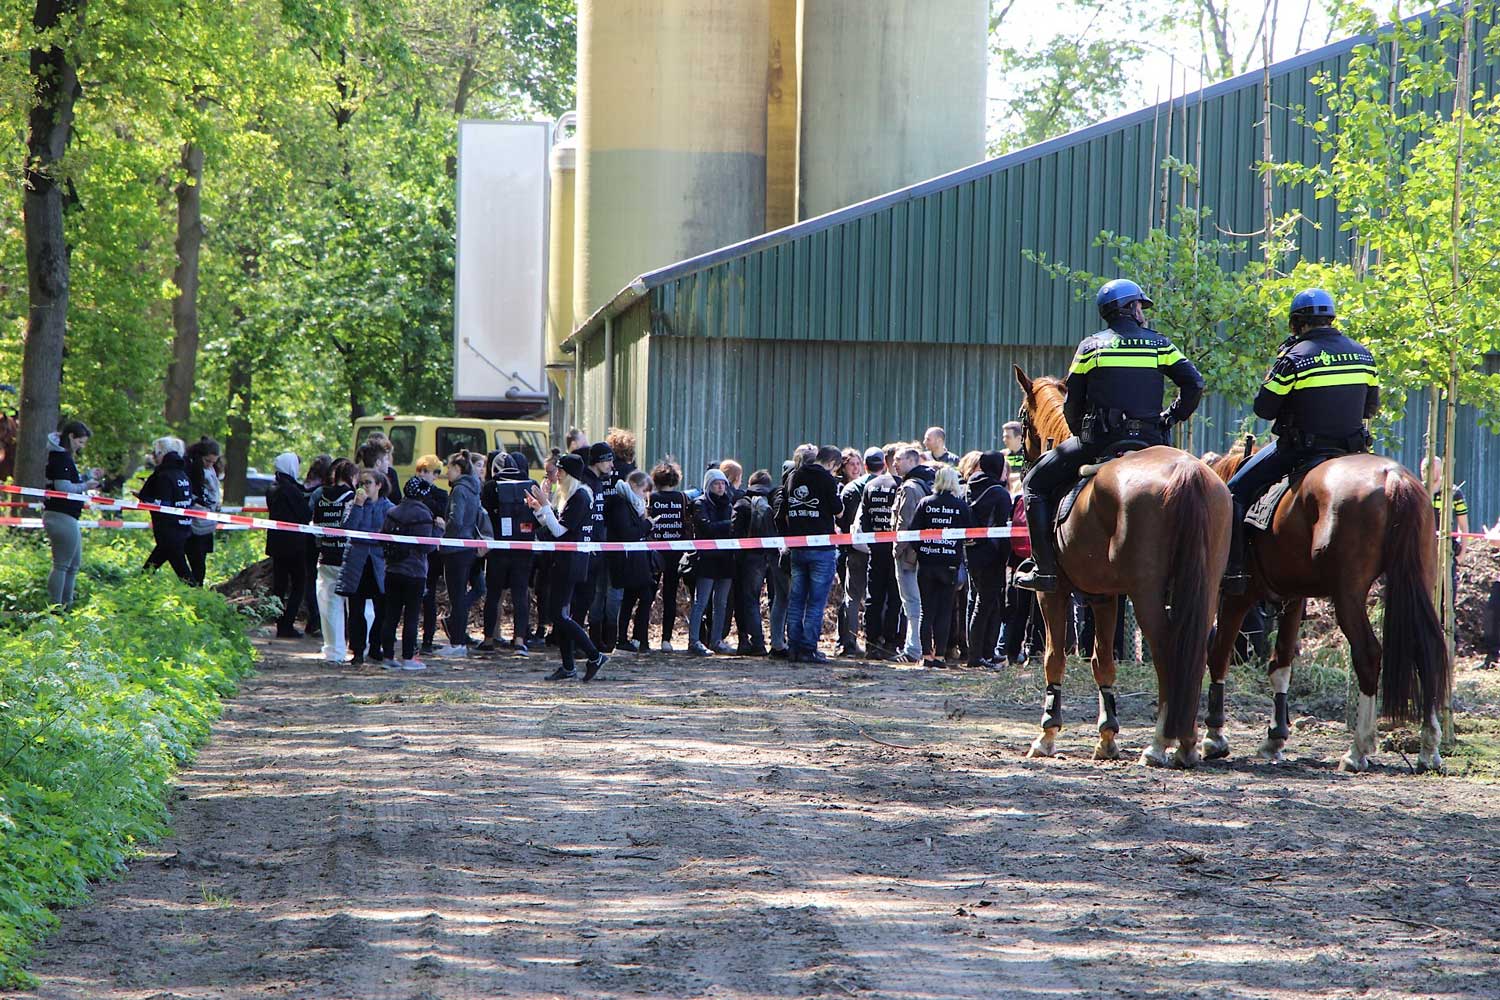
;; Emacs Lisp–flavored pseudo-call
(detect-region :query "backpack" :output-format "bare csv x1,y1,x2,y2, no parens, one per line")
747,494,776,537
1009,496,1031,560
382,512,419,562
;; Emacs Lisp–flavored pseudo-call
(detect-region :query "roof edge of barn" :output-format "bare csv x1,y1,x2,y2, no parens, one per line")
563,8,1423,353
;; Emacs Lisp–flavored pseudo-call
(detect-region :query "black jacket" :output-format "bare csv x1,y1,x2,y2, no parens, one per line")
265,471,311,560
43,434,87,518
692,489,737,579
965,456,1013,570
913,492,973,567
536,483,597,584
1254,326,1378,444
402,477,450,522
858,472,901,537
1064,317,1203,438
311,484,355,566
776,463,842,540
837,473,872,532
382,498,438,580
605,485,654,589
648,489,690,541
139,452,194,545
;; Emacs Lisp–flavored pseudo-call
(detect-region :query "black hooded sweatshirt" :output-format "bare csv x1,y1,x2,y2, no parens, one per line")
964,452,1014,570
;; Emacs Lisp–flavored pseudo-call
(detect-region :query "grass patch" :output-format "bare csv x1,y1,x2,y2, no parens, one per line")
0,535,254,986
1447,717,1500,781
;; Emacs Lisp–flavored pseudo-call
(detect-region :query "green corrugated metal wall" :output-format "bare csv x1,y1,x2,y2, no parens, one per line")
575,8,1500,515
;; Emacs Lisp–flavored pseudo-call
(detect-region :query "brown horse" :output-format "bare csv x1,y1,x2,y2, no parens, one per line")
1014,367,1233,767
1205,439,1449,772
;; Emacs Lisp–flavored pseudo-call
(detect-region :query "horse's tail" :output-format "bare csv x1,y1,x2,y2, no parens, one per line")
1160,458,1219,747
1380,469,1450,724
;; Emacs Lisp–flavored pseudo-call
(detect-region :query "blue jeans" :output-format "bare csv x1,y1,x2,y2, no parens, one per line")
787,548,838,655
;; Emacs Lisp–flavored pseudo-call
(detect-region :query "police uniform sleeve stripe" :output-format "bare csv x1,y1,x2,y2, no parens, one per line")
1157,345,1186,366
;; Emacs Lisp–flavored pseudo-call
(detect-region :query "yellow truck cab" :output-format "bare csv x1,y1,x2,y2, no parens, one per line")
352,415,549,483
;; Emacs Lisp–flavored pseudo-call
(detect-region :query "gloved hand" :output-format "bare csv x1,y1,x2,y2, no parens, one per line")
1159,412,1173,434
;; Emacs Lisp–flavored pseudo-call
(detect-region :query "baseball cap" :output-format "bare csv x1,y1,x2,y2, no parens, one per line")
864,447,886,467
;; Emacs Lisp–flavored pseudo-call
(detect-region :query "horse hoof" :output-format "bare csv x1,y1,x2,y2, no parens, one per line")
1202,735,1231,760
1170,748,1200,770
1257,740,1286,762
1026,738,1057,759
1417,752,1445,775
1337,753,1369,773
1092,739,1121,761
1139,747,1170,768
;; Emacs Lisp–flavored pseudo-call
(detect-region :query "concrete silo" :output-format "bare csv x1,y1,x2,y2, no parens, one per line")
573,0,772,322
797,0,988,220
546,112,578,399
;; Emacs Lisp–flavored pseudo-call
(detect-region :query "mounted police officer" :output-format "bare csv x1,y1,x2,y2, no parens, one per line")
1014,278,1204,593
1222,288,1378,594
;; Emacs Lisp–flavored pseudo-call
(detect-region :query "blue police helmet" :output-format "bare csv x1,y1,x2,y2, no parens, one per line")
1289,288,1336,322
1096,278,1154,319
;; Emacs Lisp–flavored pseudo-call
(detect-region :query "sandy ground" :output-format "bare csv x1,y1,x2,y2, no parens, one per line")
10,636,1500,1000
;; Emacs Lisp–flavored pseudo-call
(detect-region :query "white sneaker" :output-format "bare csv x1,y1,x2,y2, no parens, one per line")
433,645,468,658
660,642,676,653
401,658,427,671
323,652,348,664
713,641,734,655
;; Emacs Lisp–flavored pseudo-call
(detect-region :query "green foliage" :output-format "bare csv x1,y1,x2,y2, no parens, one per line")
1026,163,1279,448
2,0,577,476
0,536,254,986
1268,3,1500,427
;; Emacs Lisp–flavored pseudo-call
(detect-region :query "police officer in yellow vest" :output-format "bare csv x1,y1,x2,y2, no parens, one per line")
1223,288,1379,594
1015,279,1204,593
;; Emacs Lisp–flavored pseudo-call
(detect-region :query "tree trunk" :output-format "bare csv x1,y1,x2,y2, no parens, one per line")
223,362,252,505
15,0,85,488
164,139,205,427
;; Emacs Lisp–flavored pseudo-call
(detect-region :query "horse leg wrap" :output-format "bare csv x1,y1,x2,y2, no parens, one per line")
1206,681,1226,731
1096,686,1119,734
1042,684,1064,731
1268,691,1291,742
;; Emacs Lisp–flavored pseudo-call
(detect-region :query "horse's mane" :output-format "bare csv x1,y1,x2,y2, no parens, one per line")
1028,376,1072,451
1208,434,1257,482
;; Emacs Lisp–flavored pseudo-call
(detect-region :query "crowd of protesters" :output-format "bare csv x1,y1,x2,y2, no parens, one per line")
35,420,1496,673
220,424,1077,675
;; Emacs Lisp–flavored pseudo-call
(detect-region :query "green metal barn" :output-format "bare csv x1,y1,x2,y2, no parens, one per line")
563,11,1500,521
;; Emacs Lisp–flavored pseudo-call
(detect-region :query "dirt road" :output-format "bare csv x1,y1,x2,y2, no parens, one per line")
12,639,1500,999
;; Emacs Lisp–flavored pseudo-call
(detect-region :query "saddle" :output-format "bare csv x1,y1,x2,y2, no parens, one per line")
1055,439,1152,528
1242,453,1339,532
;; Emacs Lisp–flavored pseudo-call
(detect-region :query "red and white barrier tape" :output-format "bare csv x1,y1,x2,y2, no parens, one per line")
0,517,251,532
0,483,1022,552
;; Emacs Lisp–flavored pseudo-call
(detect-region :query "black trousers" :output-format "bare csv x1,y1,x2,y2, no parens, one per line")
184,533,214,587
303,548,321,631
444,549,480,645
618,584,654,645
966,559,1005,665
347,565,387,659
146,537,193,582
546,560,598,672
422,552,444,648
655,555,684,644
1001,575,1039,660
736,551,771,650
864,546,900,648
271,553,306,631
918,563,959,657
484,552,533,642
382,574,425,661
531,555,551,638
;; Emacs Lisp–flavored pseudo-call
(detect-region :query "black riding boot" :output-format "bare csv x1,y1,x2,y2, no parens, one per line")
1223,502,1249,596
1014,495,1058,593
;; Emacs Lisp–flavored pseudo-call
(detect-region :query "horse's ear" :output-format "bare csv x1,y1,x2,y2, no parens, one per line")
1013,365,1033,395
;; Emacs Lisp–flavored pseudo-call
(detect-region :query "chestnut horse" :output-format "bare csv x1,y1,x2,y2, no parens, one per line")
1206,439,1449,771
1014,367,1232,767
